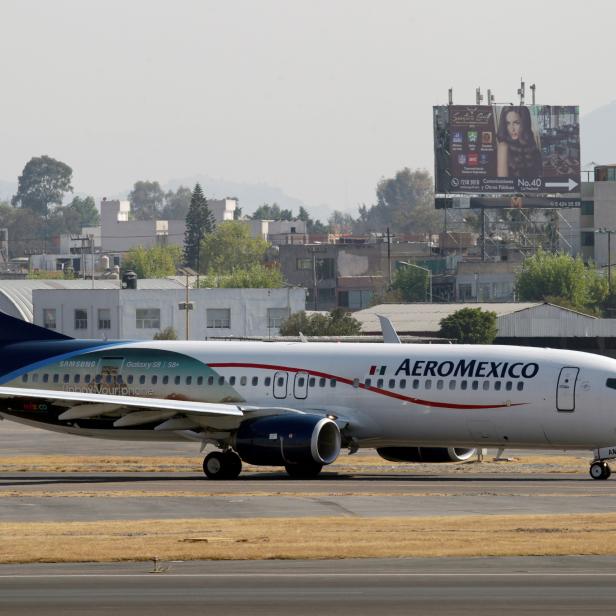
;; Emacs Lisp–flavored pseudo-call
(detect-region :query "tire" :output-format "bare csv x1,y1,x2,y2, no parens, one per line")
203,452,226,479
222,451,242,480
284,462,323,479
590,462,610,480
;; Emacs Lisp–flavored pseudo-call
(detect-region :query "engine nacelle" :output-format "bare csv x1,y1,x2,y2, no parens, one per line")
376,447,476,463
235,414,341,467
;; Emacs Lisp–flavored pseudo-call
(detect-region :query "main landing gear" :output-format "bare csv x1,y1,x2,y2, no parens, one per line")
590,461,611,480
203,450,242,480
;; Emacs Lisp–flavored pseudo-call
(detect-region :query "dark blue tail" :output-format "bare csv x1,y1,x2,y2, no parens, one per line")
0,311,72,344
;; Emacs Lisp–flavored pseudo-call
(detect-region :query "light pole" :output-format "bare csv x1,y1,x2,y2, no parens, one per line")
399,261,432,303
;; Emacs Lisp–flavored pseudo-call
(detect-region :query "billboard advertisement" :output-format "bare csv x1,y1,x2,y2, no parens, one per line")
433,105,580,195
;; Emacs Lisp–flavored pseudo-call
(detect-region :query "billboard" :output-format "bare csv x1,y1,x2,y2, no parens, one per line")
433,105,580,195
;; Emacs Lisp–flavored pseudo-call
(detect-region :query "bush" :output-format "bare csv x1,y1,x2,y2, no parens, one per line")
439,307,497,344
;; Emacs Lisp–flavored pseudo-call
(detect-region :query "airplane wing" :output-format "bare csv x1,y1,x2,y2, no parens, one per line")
0,386,308,431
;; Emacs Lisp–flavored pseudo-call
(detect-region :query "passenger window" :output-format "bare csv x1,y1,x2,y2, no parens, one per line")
208,376,214,386
377,378,384,388
126,375,133,384
483,381,490,391
413,379,419,389
139,375,145,385
21,374,28,383
388,378,395,389
330,379,336,388
264,377,271,386
175,376,181,385
365,378,371,387
74,374,80,384
53,374,59,383
517,382,524,391
400,379,406,389
319,378,326,388
85,374,91,384
197,376,203,386
437,380,444,390
163,376,169,385
471,381,479,390
506,381,513,391
298,377,305,387
461,381,468,390
32,373,39,383
229,376,235,386
186,376,192,385
151,375,158,385
218,377,225,385
64,374,70,383
43,374,49,383
425,379,432,389
116,375,123,385
494,381,501,391
449,380,456,390
252,377,259,386
607,378,616,390
240,376,247,386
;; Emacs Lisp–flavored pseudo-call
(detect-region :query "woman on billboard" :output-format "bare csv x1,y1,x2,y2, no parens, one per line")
496,106,542,178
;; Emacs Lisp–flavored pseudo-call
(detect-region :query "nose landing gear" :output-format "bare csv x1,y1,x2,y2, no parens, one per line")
590,461,611,480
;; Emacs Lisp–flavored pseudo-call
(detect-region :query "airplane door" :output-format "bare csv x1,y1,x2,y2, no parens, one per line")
557,367,579,412
293,372,309,399
273,371,288,399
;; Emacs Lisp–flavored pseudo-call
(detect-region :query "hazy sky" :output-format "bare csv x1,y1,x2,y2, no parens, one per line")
1,0,614,217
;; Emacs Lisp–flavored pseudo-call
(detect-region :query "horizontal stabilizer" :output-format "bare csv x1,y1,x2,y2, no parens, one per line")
0,311,72,343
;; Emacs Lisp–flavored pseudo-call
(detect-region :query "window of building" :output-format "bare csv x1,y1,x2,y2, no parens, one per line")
316,258,335,279
207,308,231,329
319,288,336,303
458,284,473,301
136,308,160,329
43,308,57,330
348,289,373,310
267,308,290,330
74,309,88,330
296,258,312,270
581,200,594,216
582,232,595,247
98,308,111,330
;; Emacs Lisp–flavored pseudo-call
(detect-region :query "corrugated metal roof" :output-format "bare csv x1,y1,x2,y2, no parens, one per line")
0,278,187,322
354,302,543,334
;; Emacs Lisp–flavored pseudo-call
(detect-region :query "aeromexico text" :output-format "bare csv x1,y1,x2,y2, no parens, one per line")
394,359,539,379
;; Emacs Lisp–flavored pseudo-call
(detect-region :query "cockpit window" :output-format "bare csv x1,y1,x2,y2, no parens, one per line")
606,378,616,390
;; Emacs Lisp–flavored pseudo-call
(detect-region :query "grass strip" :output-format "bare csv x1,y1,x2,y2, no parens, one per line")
1,513,615,563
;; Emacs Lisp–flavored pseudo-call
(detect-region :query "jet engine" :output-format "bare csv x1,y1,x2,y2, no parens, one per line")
376,447,476,463
234,414,341,467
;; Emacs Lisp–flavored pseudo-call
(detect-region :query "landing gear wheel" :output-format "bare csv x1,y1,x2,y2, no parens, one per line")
284,462,323,479
590,461,611,480
203,451,242,480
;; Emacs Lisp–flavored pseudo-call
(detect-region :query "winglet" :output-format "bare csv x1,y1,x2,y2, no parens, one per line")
298,331,309,343
376,315,401,344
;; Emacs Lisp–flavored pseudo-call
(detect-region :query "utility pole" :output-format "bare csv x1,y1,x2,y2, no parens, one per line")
386,227,392,286
517,78,525,105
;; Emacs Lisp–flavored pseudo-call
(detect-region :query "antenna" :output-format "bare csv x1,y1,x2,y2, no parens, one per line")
517,78,525,105
475,87,483,105
487,89,495,105
530,83,536,105
448,88,453,105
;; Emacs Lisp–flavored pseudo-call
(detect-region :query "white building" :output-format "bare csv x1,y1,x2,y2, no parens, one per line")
32,286,305,340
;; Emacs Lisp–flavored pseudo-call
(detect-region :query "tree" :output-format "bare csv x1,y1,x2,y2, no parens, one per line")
153,326,178,340
200,220,269,274
439,308,498,344
391,265,429,302
162,186,192,220
66,196,100,226
0,202,46,256
279,308,362,336
327,210,355,234
12,156,73,216
356,168,439,235
123,245,182,278
183,184,215,270
250,203,293,221
196,264,284,288
298,205,327,234
515,250,607,308
128,180,165,220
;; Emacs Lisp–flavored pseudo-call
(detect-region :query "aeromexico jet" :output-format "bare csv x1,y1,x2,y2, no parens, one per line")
1,311,616,480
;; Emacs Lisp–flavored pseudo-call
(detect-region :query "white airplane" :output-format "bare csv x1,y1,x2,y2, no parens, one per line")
0,310,615,480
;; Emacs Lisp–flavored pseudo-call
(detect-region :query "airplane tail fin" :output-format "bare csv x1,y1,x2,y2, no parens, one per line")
0,311,72,344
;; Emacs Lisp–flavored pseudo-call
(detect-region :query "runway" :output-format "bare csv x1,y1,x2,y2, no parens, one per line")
1,557,616,615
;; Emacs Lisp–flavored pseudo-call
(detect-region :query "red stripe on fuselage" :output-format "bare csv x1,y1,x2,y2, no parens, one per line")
207,362,525,410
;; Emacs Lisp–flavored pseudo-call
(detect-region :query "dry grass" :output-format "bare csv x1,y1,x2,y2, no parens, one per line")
1,513,616,563
0,453,590,474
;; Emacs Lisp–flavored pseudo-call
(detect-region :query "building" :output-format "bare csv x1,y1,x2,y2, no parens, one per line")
32,285,305,340
455,261,519,301
279,240,437,311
